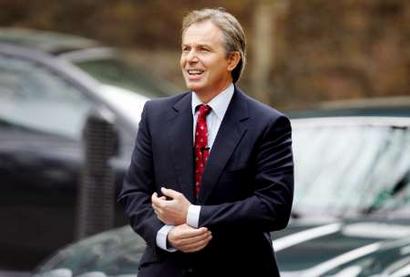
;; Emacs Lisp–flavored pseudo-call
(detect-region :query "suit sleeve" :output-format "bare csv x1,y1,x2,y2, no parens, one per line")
199,115,294,232
118,101,163,247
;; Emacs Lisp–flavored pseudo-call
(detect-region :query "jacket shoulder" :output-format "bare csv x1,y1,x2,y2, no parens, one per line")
236,88,289,122
144,92,190,114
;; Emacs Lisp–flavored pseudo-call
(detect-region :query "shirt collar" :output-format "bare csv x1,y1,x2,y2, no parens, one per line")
191,83,235,120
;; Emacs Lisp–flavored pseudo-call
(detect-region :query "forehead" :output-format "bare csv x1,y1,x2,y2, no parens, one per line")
182,20,224,46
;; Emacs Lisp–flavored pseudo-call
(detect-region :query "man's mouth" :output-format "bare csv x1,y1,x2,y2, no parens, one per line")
187,69,204,76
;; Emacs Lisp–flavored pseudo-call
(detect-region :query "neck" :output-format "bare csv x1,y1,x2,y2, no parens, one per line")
195,83,232,103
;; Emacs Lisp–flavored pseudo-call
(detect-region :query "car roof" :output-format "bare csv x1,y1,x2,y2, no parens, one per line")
0,27,100,55
287,97,410,118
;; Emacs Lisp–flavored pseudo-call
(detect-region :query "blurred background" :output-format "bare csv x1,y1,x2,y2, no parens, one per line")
0,1,409,276
2,0,408,108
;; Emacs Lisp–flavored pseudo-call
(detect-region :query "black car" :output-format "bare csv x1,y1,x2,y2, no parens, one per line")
0,28,173,270
33,113,410,276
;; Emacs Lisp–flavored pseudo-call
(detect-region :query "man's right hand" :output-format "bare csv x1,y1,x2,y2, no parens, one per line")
168,224,212,253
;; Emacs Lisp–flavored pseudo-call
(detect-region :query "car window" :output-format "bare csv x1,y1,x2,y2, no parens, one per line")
0,55,94,139
73,57,170,98
293,124,410,217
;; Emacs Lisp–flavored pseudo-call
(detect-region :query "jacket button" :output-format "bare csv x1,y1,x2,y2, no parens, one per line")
183,267,194,276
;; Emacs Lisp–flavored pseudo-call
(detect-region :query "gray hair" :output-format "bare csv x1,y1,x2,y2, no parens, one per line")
182,8,246,83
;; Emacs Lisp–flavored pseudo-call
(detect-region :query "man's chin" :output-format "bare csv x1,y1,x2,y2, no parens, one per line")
185,83,204,93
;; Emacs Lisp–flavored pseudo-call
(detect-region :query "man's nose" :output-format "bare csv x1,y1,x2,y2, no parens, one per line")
186,50,199,62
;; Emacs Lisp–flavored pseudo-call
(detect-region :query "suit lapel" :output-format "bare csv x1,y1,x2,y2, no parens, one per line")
167,93,195,202
198,89,249,203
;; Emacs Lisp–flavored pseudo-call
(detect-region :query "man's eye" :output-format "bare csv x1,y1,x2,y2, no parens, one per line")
200,48,209,52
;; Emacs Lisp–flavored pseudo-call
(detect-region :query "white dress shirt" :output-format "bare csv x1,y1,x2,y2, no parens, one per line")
156,84,235,251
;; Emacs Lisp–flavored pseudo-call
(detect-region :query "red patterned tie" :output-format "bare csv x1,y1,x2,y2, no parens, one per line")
194,104,212,197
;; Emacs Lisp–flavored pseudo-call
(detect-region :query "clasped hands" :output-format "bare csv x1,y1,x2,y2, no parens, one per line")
151,187,212,253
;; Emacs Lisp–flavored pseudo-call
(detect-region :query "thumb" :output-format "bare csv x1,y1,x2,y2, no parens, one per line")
161,187,180,199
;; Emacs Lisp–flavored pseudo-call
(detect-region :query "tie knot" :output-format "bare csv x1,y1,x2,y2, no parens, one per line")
197,104,211,117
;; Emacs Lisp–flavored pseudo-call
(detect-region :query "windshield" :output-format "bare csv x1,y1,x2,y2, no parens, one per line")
74,57,171,99
292,122,410,218
35,226,143,277
370,172,410,217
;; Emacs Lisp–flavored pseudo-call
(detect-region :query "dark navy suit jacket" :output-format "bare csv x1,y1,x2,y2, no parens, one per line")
119,87,294,277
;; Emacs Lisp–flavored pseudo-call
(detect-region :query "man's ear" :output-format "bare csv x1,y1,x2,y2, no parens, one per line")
227,51,241,72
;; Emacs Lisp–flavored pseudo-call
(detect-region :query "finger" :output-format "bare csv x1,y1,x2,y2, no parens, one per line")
178,227,209,239
152,203,164,218
151,193,160,205
183,242,207,252
152,192,167,204
168,225,207,242
151,195,166,210
151,199,160,209
161,187,181,199
181,235,212,253
151,201,160,213
153,206,165,218
178,230,211,245
178,231,212,246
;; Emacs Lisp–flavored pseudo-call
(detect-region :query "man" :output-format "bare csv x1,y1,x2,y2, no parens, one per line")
119,8,294,277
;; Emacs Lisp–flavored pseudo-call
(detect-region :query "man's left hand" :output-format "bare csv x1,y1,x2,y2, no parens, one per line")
152,187,190,225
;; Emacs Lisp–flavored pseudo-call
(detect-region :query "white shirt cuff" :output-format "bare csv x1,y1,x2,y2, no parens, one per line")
156,225,177,252
187,204,201,228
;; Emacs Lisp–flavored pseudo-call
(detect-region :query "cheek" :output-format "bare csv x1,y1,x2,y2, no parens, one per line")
179,56,185,68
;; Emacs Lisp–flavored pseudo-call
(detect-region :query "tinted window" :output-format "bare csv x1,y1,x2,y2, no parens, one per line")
0,55,94,139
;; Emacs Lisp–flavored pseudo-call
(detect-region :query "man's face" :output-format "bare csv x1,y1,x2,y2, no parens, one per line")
180,20,238,98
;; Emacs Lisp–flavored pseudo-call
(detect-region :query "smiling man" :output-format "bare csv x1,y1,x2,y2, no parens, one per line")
119,8,294,277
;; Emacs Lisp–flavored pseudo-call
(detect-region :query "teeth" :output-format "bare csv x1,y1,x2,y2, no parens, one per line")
188,69,203,75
